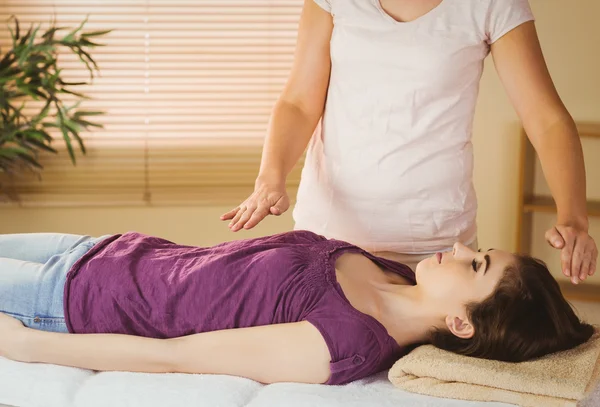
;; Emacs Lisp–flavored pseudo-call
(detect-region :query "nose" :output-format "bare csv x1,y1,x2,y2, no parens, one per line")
452,242,474,258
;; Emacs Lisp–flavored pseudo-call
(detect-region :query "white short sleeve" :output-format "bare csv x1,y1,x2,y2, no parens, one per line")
313,0,332,13
486,0,535,44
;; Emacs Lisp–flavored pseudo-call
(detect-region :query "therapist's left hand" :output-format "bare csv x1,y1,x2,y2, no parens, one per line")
546,225,597,285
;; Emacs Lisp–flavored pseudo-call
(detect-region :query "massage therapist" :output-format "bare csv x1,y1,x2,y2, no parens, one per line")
221,0,597,284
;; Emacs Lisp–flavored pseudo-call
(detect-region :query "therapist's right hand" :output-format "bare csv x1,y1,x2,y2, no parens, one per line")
220,178,290,232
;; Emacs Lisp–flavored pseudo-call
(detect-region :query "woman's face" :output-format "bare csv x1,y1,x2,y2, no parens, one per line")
415,243,516,322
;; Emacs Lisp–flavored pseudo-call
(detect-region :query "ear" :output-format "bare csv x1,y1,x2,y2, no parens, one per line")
445,315,474,339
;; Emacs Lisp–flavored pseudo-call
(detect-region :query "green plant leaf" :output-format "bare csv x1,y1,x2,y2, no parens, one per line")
73,110,104,117
1,15,110,183
76,48,99,74
8,25,17,50
42,26,67,40
79,37,104,47
58,79,88,86
23,137,57,154
0,146,30,157
60,87,88,99
27,24,41,49
0,51,15,71
62,16,88,43
65,124,86,154
35,128,54,142
82,29,112,37
19,25,33,47
16,151,43,169
59,126,76,164
12,16,20,40
64,101,82,112
73,118,104,129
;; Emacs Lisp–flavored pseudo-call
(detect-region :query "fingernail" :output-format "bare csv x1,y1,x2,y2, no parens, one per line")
565,269,570,276
554,240,561,246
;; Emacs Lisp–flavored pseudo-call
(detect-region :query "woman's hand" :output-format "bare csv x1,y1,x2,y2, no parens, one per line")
0,313,30,362
546,225,598,285
220,177,290,232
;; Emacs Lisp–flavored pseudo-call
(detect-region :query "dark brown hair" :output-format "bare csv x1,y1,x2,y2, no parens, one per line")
429,255,596,362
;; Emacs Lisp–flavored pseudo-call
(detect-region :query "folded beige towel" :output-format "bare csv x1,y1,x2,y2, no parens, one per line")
389,332,600,407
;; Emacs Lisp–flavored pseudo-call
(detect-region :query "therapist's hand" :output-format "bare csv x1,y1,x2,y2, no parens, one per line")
546,224,597,285
221,177,290,232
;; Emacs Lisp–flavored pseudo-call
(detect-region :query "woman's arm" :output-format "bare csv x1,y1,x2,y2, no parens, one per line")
258,0,333,184
4,314,331,385
222,0,333,231
491,21,597,283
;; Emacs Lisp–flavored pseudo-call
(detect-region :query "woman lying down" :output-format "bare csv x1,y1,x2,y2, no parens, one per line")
0,230,594,385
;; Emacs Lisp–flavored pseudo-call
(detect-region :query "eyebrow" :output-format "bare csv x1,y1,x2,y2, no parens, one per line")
484,253,491,275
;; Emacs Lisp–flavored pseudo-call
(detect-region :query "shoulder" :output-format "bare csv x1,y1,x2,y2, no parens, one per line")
480,0,535,44
304,295,394,384
312,0,332,14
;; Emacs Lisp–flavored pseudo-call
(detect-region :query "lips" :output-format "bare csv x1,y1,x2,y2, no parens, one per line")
436,252,442,264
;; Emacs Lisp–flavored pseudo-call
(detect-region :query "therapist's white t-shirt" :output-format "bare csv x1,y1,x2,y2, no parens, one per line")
293,0,535,253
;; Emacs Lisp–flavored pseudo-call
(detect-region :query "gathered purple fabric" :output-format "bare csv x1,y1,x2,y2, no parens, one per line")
64,230,416,385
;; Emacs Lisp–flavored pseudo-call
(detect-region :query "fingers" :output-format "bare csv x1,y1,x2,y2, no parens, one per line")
590,243,598,277
579,256,591,283
545,227,565,249
244,207,271,230
570,241,583,284
228,206,247,231
579,242,598,282
269,196,290,217
560,233,575,278
549,225,597,285
231,204,260,232
220,207,239,221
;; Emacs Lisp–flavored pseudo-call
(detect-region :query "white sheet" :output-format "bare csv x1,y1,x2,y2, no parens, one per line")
0,357,516,407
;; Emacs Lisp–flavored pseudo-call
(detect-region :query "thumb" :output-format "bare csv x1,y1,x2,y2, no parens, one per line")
545,227,565,249
269,196,289,216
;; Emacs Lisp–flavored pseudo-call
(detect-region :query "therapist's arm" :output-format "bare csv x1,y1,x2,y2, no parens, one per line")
491,21,597,284
221,0,333,231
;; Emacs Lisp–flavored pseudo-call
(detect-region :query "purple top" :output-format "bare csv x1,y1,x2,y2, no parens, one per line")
64,230,416,385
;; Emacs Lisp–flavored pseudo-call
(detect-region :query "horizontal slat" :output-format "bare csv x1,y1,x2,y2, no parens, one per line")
0,186,302,208
0,14,301,22
13,81,286,93
55,54,295,62
18,70,290,79
34,62,293,70
23,101,275,110
30,117,270,127
23,107,274,117
1,3,302,12
0,0,305,205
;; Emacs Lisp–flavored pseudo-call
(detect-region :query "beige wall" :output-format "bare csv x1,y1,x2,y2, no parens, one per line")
1,0,599,284
472,0,600,283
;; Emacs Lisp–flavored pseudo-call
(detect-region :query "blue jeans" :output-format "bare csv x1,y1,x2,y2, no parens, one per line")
0,233,109,333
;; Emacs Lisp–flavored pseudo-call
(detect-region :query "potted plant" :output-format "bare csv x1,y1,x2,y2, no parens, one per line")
0,16,110,188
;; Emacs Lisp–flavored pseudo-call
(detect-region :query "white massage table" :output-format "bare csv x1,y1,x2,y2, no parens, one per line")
0,357,515,407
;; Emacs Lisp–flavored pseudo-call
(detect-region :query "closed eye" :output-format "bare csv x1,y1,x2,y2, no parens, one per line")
472,259,480,272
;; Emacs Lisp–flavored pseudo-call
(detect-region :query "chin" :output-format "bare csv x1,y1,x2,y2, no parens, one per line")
414,260,426,283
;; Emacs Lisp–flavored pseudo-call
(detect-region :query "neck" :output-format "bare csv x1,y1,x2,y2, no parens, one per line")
371,282,445,348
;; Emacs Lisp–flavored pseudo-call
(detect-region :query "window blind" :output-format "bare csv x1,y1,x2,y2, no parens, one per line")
0,0,305,207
